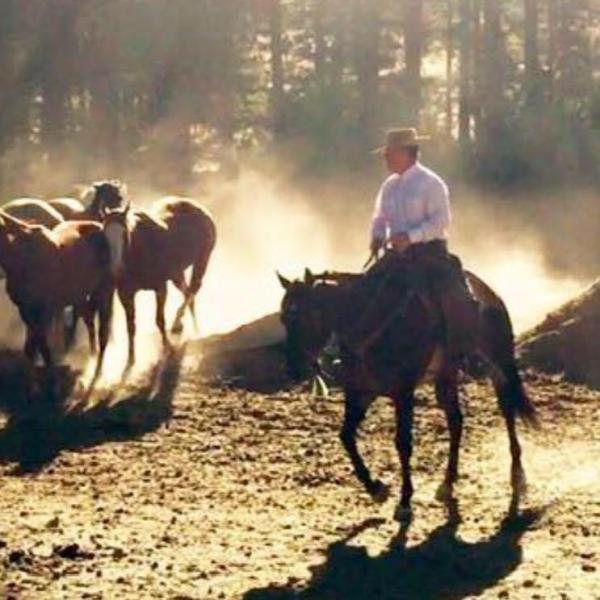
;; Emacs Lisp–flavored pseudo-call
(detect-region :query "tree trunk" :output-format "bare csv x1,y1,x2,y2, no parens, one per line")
314,0,327,86
547,0,559,69
458,0,472,145
482,0,505,139
354,0,379,142
269,0,285,135
524,0,540,103
446,0,455,138
404,0,424,124
472,0,484,142
38,2,79,169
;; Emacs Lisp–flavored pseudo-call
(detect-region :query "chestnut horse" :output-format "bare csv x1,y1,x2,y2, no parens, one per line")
0,211,114,377
2,198,64,229
102,197,216,367
0,198,65,282
278,268,538,522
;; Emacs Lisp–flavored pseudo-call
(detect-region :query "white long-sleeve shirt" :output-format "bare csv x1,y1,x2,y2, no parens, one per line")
370,162,451,245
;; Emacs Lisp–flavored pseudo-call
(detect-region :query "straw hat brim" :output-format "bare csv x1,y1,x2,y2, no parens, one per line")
371,135,431,155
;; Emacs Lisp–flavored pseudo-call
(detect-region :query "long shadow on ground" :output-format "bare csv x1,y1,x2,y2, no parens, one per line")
244,501,544,600
0,347,184,473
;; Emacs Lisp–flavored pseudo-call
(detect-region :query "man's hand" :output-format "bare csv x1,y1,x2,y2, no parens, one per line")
390,232,410,253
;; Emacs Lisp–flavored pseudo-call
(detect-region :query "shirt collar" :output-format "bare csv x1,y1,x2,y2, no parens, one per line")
399,161,421,182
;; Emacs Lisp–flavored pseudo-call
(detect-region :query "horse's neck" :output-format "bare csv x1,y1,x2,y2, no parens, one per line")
0,231,24,274
314,284,357,334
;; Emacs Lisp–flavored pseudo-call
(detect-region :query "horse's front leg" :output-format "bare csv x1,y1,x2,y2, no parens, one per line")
93,285,113,380
118,288,136,368
339,391,388,502
434,367,463,502
393,388,415,522
24,326,39,363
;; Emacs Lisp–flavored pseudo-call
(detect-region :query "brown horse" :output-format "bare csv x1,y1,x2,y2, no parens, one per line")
2,198,65,229
0,211,114,377
102,196,216,367
278,268,538,522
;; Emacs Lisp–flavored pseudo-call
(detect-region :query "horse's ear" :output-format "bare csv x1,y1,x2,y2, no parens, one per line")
277,272,291,290
304,268,315,286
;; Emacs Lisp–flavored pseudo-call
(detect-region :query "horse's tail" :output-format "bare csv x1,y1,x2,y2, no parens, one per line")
481,303,539,429
188,216,217,298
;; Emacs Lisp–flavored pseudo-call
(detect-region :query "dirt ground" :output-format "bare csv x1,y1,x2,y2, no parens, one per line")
0,348,597,599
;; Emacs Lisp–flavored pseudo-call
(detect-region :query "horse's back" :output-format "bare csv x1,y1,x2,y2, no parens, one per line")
3,198,64,229
48,197,86,220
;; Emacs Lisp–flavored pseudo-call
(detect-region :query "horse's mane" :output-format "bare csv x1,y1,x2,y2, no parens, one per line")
311,271,363,287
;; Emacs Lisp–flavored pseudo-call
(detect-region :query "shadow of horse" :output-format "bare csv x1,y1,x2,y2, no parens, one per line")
0,346,184,474
244,501,544,600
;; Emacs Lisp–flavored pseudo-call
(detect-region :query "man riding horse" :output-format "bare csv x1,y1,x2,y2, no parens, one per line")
351,127,477,363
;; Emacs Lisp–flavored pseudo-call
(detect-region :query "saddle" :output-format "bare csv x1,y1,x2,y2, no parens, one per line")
350,241,476,360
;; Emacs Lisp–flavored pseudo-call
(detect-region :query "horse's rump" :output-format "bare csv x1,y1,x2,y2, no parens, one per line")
155,197,216,268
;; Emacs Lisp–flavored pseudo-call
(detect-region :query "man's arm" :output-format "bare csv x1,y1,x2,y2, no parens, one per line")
406,177,451,243
370,182,390,251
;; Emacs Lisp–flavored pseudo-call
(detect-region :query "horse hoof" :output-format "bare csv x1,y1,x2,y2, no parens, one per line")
435,482,454,502
393,504,412,523
368,480,391,504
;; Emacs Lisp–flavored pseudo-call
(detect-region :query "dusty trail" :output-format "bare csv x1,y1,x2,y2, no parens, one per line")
0,351,597,599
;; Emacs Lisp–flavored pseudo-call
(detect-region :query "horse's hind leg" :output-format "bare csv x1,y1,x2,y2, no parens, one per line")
434,367,463,502
340,391,388,501
171,273,189,335
171,272,198,332
79,302,97,355
392,386,416,522
495,384,527,497
156,283,171,349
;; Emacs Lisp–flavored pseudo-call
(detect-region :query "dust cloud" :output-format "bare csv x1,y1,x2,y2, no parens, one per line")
0,164,593,371
196,168,591,337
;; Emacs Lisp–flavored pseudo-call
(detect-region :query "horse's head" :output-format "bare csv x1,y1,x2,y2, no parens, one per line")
102,203,131,277
85,180,127,218
278,268,334,381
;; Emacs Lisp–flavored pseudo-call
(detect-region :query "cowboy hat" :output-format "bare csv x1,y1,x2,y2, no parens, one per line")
372,127,431,154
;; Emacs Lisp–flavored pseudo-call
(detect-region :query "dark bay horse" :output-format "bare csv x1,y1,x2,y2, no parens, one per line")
278,268,538,521
0,211,114,377
49,180,127,221
102,196,216,367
